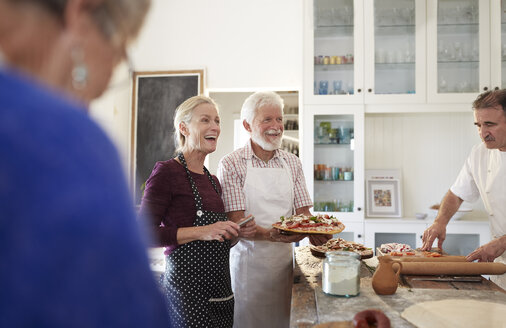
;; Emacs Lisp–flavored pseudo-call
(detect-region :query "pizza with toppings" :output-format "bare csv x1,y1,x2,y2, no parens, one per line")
310,238,373,259
379,243,414,254
272,214,345,235
379,243,443,257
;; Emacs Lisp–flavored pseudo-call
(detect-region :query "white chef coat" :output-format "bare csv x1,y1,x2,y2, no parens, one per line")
451,143,506,289
230,157,294,328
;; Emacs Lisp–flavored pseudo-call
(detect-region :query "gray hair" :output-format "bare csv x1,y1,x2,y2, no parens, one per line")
11,0,150,44
240,91,284,125
173,95,219,154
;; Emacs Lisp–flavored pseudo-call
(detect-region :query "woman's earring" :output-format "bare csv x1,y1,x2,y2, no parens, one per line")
71,47,88,90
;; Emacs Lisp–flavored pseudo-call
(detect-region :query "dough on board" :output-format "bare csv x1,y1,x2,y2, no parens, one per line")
401,299,506,328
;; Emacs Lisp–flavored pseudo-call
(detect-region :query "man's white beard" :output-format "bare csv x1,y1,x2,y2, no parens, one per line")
251,129,282,151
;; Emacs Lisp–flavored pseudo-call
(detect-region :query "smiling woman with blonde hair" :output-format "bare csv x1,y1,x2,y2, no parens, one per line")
0,0,170,327
139,95,256,327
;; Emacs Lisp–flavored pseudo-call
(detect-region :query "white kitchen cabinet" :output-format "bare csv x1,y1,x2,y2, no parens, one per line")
443,220,491,256
490,0,506,91
363,218,491,256
427,0,490,103
364,219,427,253
363,0,426,104
302,104,365,222
304,0,365,104
304,0,426,105
334,220,365,243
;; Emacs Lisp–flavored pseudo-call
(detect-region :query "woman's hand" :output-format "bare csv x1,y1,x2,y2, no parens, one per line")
198,221,240,242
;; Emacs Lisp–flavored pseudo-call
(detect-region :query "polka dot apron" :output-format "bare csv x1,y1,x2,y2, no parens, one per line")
162,153,234,328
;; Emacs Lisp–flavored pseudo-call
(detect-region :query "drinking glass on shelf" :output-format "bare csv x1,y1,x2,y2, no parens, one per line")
454,42,463,61
333,80,342,94
376,48,386,63
401,7,414,25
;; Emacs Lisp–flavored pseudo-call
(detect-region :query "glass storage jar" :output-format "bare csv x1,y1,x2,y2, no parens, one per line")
322,251,360,297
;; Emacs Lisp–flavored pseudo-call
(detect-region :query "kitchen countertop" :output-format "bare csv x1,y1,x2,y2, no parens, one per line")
290,246,505,328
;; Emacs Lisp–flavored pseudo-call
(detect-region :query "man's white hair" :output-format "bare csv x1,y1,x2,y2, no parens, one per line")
240,91,284,124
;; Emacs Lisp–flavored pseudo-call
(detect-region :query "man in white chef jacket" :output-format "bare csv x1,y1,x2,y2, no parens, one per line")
217,91,329,328
422,89,506,289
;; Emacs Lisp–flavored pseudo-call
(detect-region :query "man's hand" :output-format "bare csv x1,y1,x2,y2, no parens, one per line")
238,216,257,239
269,228,306,243
309,234,332,246
421,222,447,251
466,236,506,262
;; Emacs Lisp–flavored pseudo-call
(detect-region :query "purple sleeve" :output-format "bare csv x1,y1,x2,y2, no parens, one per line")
139,162,179,248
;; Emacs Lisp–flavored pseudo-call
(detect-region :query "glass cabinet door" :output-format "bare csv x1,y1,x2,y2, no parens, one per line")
437,0,479,94
313,115,356,213
428,0,488,103
312,0,361,102
373,0,416,95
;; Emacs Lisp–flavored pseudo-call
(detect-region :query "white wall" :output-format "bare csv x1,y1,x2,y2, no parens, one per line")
364,111,486,219
90,0,304,182
131,0,303,89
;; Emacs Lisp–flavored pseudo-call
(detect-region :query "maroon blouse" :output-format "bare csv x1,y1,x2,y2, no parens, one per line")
139,159,225,254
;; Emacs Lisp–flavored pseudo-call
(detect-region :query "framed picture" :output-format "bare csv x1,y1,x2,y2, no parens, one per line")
366,169,402,217
131,70,204,205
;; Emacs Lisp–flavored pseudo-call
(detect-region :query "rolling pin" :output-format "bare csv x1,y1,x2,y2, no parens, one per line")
399,262,506,275
396,256,466,262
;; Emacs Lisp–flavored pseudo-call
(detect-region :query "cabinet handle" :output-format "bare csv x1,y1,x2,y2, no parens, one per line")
368,88,372,93
357,234,362,238
495,87,500,91
357,207,362,211
357,88,362,93
483,87,488,91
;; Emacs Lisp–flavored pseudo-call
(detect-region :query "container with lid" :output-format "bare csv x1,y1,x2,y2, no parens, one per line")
322,251,360,297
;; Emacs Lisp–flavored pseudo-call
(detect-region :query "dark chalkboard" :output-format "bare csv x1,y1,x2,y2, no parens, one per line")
131,70,203,204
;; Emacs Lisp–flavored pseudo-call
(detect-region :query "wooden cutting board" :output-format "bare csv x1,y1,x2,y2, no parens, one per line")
376,248,465,262
399,262,506,275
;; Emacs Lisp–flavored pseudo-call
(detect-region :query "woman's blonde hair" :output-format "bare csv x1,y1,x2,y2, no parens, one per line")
174,95,219,154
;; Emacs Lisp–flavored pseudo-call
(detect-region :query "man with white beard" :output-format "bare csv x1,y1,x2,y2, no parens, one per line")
217,91,330,328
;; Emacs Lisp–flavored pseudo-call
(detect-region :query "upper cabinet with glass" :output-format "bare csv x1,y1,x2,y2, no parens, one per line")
305,0,364,104
363,0,426,103
427,0,490,103
304,0,426,105
490,0,506,91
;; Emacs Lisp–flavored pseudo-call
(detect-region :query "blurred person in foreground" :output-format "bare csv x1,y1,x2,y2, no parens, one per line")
0,0,170,327
217,91,331,328
422,89,506,290
139,96,255,327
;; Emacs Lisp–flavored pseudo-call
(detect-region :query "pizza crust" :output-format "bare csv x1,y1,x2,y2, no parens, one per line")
310,239,373,259
401,299,506,328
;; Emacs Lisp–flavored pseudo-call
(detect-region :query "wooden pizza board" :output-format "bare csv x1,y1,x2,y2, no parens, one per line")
375,247,465,262
310,245,373,260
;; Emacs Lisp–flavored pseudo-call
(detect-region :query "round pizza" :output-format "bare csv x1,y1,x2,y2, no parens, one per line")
310,238,373,259
272,214,345,235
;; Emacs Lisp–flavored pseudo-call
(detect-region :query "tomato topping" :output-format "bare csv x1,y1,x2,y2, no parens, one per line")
405,252,415,256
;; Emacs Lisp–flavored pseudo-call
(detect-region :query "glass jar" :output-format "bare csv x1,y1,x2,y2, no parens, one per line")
322,251,360,297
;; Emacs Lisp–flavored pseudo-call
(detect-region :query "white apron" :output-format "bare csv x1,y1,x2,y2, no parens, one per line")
230,157,294,328
484,150,506,289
